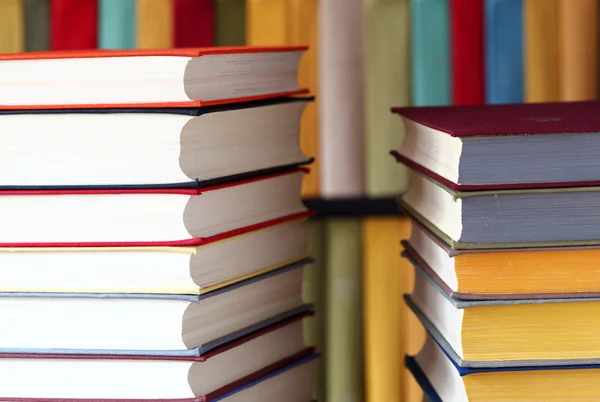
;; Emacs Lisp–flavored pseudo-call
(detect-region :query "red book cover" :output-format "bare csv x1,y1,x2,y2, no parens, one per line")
174,0,214,48
392,100,600,137
50,0,97,50
450,0,485,105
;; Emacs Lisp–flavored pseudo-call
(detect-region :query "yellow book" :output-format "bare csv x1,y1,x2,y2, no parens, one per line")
136,0,174,49
558,0,598,101
525,0,560,102
364,0,410,197
405,219,600,297
0,0,24,53
363,217,424,402
412,334,600,401
409,265,600,363
246,0,320,196
286,0,319,197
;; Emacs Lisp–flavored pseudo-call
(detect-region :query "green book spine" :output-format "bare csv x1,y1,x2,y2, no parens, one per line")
25,0,49,51
303,219,326,402
364,0,411,197
215,0,245,46
325,219,363,402
99,0,136,49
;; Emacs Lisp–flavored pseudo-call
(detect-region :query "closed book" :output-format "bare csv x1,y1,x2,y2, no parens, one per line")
25,0,49,52
410,0,450,106
136,0,173,49
406,263,600,366
0,47,307,109
450,0,484,105
0,218,308,294
525,0,560,102
174,0,214,48
0,170,309,247
215,0,245,46
403,219,600,299
0,0,24,53
392,101,600,189
484,0,523,104
50,0,97,50
99,0,135,49
318,0,364,197
0,98,311,188
407,333,600,402
325,219,363,401
365,0,410,197
0,313,313,400
245,0,287,46
0,261,310,355
558,0,598,101
400,169,600,249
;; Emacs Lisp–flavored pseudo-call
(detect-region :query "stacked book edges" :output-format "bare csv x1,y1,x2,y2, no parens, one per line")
392,100,600,401
0,46,318,401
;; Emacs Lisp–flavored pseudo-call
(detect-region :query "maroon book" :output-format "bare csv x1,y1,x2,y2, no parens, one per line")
450,0,485,105
174,0,214,48
391,100,600,190
50,0,97,50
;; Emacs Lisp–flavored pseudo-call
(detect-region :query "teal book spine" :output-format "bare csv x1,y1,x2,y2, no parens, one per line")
410,0,451,106
99,0,135,49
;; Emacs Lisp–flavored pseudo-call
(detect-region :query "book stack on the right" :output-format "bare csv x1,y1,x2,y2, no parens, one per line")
391,101,600,401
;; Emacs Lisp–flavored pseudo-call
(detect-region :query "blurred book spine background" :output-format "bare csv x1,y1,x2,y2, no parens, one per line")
2,0,599,401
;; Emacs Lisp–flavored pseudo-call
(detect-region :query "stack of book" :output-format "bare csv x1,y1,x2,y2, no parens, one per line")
0,46,317,401
391,101,600,401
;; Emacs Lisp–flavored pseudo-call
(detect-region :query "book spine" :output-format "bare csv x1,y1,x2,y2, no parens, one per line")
525,0,560,102
558,0,598,101
245,0,287,46
364,0,410,198
318,0,364,197
0,0,24,53
215,0,245,46
174,0,214,47
99,0,135,49
25,0,49,51
287,0,320,197
484,0,524,104
136,0,173,49
450,0,484,105
50,0,97,50
325,218,363,402
410,0,451,106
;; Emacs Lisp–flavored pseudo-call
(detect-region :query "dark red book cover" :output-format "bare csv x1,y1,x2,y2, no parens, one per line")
50,0,97,50
392,100,600,137
450,0,484,105
174,0,214,48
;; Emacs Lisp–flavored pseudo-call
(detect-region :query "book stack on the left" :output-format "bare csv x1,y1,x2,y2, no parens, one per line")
0,47,317,401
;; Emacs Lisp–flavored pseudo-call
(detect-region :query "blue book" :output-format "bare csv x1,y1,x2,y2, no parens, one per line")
410,0,451,106
99,0,135,49
484,0,523,104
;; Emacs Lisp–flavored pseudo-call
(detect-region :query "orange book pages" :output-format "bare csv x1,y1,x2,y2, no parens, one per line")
245,0,287,45
136,0,174,49
456,248,600,295
363,217,424,402
525,0,560,102
558,0,598,101
0,0,24,53
286,0,319,197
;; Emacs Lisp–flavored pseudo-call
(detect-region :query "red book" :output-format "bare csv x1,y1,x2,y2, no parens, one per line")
450,0,485,105
50,0,97,50
174,0,214,48
391,101,600,190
